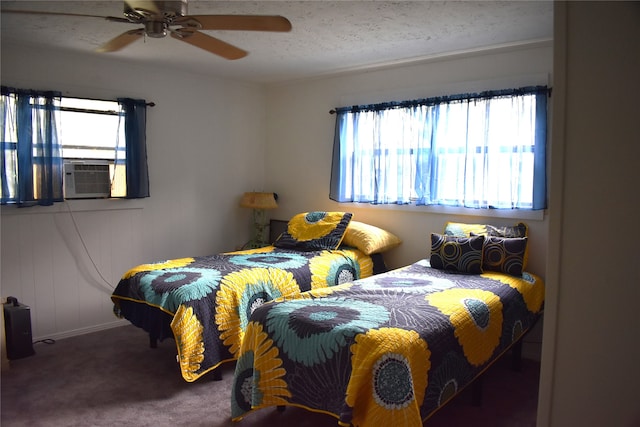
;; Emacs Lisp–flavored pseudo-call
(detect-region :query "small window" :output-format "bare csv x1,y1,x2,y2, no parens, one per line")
2,86,149,206
60,97,126,198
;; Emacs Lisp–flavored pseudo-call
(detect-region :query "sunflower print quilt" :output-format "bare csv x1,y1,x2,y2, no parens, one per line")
231,258,545,426
111,245,373,382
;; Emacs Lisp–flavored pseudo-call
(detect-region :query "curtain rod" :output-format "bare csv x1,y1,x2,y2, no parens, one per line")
329,85,551,114
1,86,157,107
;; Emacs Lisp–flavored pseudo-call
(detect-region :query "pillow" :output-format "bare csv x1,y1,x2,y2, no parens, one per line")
342,221,402,255
487,223,528,239
444,221,528,238
443,222,490,238
274,211,352,251
481,236,528,277
429,233,484,274
487,223,529,270
444,221,529,269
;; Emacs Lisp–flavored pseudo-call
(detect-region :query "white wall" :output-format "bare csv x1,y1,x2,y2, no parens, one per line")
539,2,640,427
1,43,268,339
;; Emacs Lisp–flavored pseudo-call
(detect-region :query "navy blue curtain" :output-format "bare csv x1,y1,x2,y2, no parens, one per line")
1,86,64,206
532,90,547,210
118,98,150,199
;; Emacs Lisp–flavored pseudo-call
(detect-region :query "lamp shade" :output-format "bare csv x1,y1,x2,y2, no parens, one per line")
240,192,278,209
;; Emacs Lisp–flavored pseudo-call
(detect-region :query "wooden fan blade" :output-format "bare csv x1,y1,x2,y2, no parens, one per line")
177,15,292,32
170,30,247,60
3,8,134,23
97,28,145,52
1,9,110,20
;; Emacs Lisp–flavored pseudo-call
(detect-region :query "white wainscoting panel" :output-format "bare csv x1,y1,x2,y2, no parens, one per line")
1,202,145,341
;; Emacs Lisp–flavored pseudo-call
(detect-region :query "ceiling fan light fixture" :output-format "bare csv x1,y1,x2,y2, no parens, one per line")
145,20,168,38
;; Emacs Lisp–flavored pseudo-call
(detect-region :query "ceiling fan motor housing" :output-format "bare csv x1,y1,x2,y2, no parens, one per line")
124,1,189,38
124,0,188,21
144,21,167,38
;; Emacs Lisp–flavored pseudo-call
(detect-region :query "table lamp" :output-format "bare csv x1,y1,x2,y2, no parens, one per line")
240,192,278,249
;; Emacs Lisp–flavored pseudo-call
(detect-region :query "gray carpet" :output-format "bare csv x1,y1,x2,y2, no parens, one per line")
1,325,539,426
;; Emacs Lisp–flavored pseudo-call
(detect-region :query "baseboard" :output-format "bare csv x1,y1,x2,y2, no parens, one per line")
522,313,544,362
33,319,129,342
1,298,9,372
521,340,542,362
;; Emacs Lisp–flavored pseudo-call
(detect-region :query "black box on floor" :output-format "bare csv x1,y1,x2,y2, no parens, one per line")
3,297,35,360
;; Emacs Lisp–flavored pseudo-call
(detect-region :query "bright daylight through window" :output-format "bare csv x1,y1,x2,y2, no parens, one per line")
2,86,149,206
330,86,548,210
60,97,126,198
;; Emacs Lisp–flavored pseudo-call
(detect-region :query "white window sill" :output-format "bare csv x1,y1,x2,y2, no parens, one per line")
1,198,144,215
339,202,545,221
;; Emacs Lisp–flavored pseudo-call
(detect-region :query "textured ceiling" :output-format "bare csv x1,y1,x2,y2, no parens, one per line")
0,1,553,83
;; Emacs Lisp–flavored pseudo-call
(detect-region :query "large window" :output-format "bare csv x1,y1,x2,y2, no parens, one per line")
330,86,548,210
1,86,150,206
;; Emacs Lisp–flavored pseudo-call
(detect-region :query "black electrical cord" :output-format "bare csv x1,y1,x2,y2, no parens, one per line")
32,339,56,345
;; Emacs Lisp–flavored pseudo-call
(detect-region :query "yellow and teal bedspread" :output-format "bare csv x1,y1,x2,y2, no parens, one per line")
111,245,373,382
231,258,544,426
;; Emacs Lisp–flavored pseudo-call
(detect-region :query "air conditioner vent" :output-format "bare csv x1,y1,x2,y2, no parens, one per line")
64,162,111,199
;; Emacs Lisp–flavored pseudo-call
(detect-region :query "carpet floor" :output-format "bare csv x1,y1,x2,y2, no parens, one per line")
1,325,539,426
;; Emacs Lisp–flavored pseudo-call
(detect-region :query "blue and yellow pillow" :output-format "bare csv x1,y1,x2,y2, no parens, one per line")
274,211,352,251
430,233,485,274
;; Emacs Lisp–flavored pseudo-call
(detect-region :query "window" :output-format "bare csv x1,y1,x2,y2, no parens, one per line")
59,97,127,197
1,86,150,206
330,86,548,210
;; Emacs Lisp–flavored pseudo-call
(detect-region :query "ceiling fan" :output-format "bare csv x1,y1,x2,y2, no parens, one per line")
2,0,292,60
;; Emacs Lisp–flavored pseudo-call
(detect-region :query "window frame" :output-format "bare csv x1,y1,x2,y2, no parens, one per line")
58,96,127,198
330,85,549,215
1,86,150,206
59,96,126,163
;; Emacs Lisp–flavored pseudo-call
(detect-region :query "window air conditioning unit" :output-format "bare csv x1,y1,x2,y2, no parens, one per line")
64,161,111,199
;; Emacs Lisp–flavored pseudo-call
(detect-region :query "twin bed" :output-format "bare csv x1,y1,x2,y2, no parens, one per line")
111,212,399,382
111,213,544,426
230,221,545,426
